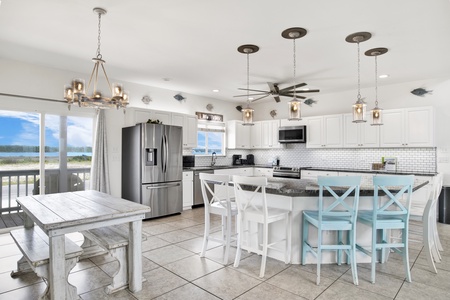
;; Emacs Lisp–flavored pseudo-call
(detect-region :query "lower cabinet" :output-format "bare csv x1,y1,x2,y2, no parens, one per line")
301,170,339,180
253,167,273,177
182,171,193,210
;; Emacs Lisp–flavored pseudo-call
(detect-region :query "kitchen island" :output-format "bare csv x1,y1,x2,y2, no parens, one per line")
237,177,429,265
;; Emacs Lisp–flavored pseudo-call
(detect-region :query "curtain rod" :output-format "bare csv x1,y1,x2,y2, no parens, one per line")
0,92,65,104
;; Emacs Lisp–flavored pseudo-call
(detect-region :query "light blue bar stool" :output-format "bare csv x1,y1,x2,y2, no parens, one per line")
302,175,361,285
356,175,414,283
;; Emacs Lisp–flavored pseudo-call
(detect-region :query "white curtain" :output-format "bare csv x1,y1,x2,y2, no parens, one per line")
90,110,110,193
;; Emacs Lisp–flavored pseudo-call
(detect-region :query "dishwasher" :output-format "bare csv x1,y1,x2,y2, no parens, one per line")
193,169,214,206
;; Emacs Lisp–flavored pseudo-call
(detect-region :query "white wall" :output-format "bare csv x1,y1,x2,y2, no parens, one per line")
2,58,450,193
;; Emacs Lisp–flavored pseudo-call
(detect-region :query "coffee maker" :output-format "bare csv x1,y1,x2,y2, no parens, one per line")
232,154,242,165
246,154,255,165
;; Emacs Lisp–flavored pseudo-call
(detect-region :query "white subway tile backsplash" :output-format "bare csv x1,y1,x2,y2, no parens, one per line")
187,145,436,173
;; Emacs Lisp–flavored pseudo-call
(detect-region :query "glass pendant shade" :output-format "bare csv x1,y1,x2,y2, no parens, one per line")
288,98,301,120
371,106,383,125
242,107,254,125
352,99,367,123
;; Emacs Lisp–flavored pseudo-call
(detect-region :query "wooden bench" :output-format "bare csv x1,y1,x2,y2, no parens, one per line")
10,226,83,300
81,224,147,294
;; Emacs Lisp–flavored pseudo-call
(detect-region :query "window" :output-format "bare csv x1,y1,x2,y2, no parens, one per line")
192,121,226,155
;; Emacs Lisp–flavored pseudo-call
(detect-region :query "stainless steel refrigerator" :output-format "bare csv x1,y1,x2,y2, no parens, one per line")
122,123,183,219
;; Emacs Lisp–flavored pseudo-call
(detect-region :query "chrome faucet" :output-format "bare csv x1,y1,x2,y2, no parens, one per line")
211,152,217,166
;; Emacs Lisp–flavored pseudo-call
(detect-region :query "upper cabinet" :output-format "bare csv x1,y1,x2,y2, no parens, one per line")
261,120,284,149
343,113,380,148
171,113,198,148
124,108,197,148
250,122,262,149
380,107,434,147
227,120,251,149
306,115,343,148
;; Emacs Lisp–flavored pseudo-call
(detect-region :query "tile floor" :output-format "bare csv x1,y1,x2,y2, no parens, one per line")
0,207,449,300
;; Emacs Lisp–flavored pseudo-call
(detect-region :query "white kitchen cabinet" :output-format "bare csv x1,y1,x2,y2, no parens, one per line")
280,118,308,127
380,107,434,147
343,113,380,148
182,171,193,210
253,167,273,178
250,122,262,149
306,115,343,148
172,113,198,148
261,120,284,149
124,108,172,126
227,120,251,149
338,171,375,186
301,170,339,180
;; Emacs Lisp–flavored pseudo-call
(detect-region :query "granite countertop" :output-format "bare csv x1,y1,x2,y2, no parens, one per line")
303,167,437,177
183,164,273,171
261,178,429,197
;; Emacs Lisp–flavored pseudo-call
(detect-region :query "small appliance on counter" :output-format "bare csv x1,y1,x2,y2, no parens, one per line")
183,155,195,168
232,154,242,165
246,154,255,165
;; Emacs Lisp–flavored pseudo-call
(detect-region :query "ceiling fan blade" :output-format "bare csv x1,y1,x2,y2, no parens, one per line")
238,88,269,93
279,83,307,93
251,94,271,102
296,89,320,93
283,94,307,99
234,92,269,97
267,82,280,94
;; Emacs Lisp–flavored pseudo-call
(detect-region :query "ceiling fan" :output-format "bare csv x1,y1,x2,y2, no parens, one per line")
234,82,320,103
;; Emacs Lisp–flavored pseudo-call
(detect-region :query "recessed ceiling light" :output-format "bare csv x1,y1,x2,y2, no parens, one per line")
248,97,254,100
379,74,389,79
212,89,219,93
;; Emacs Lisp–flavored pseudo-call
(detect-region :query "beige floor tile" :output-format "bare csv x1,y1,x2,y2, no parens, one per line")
0,243,21,258
141,235,171,253
299,262,350,281
134,267,187,299
174,236,222,254
232,254,290,279
164,255,224,281
156,229,200,244
203,243,251,266
0,254,22,274
410,264,450,290
68,266,112,295
164,218,203,229
266,265,334,299
0,270,43,294
396,280,450,300
315,281,391,300
153,283,219,300
80,287,137,300
0,282,47,300
193,267,261,300
142,223,179,236
142,244,195,266
338,266,404,297
236,282,305,300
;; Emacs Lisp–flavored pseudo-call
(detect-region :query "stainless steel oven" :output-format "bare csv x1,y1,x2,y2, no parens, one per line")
193,169,214,206
272,166,301,179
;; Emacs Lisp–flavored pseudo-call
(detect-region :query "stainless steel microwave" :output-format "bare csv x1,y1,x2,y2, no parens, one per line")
278,125,306,143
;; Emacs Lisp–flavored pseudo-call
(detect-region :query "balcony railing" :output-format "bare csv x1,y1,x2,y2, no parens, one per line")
0,168,91,214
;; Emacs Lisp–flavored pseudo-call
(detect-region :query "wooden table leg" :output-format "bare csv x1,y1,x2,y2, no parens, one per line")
128,220,143,293
49,233,67,300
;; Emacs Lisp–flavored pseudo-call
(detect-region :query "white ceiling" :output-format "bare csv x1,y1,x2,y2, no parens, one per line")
1,0,449,105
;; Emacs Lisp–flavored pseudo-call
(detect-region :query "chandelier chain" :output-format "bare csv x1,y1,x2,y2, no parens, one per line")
357,41,361,100
375,55,378,107
293,38,296,98
96,12,102,59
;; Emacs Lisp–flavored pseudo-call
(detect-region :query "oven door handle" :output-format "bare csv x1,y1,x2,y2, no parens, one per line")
273,172,301,179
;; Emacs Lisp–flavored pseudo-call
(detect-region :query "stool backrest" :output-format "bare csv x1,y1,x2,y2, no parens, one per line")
317,176,361,223
199,173,232,213
232,175,268,217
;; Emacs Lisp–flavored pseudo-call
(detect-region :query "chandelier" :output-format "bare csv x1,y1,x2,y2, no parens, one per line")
346,32,371,123
237,44,259,126
282,27,307,121
365,47,388,126
64,8,129,110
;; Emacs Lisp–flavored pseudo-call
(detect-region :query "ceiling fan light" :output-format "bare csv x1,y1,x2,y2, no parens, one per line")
288,98,302,120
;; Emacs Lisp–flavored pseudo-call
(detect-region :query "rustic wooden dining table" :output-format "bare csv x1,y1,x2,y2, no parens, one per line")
15,190,151,300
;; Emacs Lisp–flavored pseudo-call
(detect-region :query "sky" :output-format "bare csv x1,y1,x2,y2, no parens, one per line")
0,110,93,148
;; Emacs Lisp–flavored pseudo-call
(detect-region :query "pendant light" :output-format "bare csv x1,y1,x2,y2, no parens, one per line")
237,44,259,126
365,47,388,126
282,27,307,120
346,32,371,123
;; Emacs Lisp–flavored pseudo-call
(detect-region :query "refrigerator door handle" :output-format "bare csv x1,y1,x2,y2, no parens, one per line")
161,134,166,174
145,182,181,189
164,134,169,173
